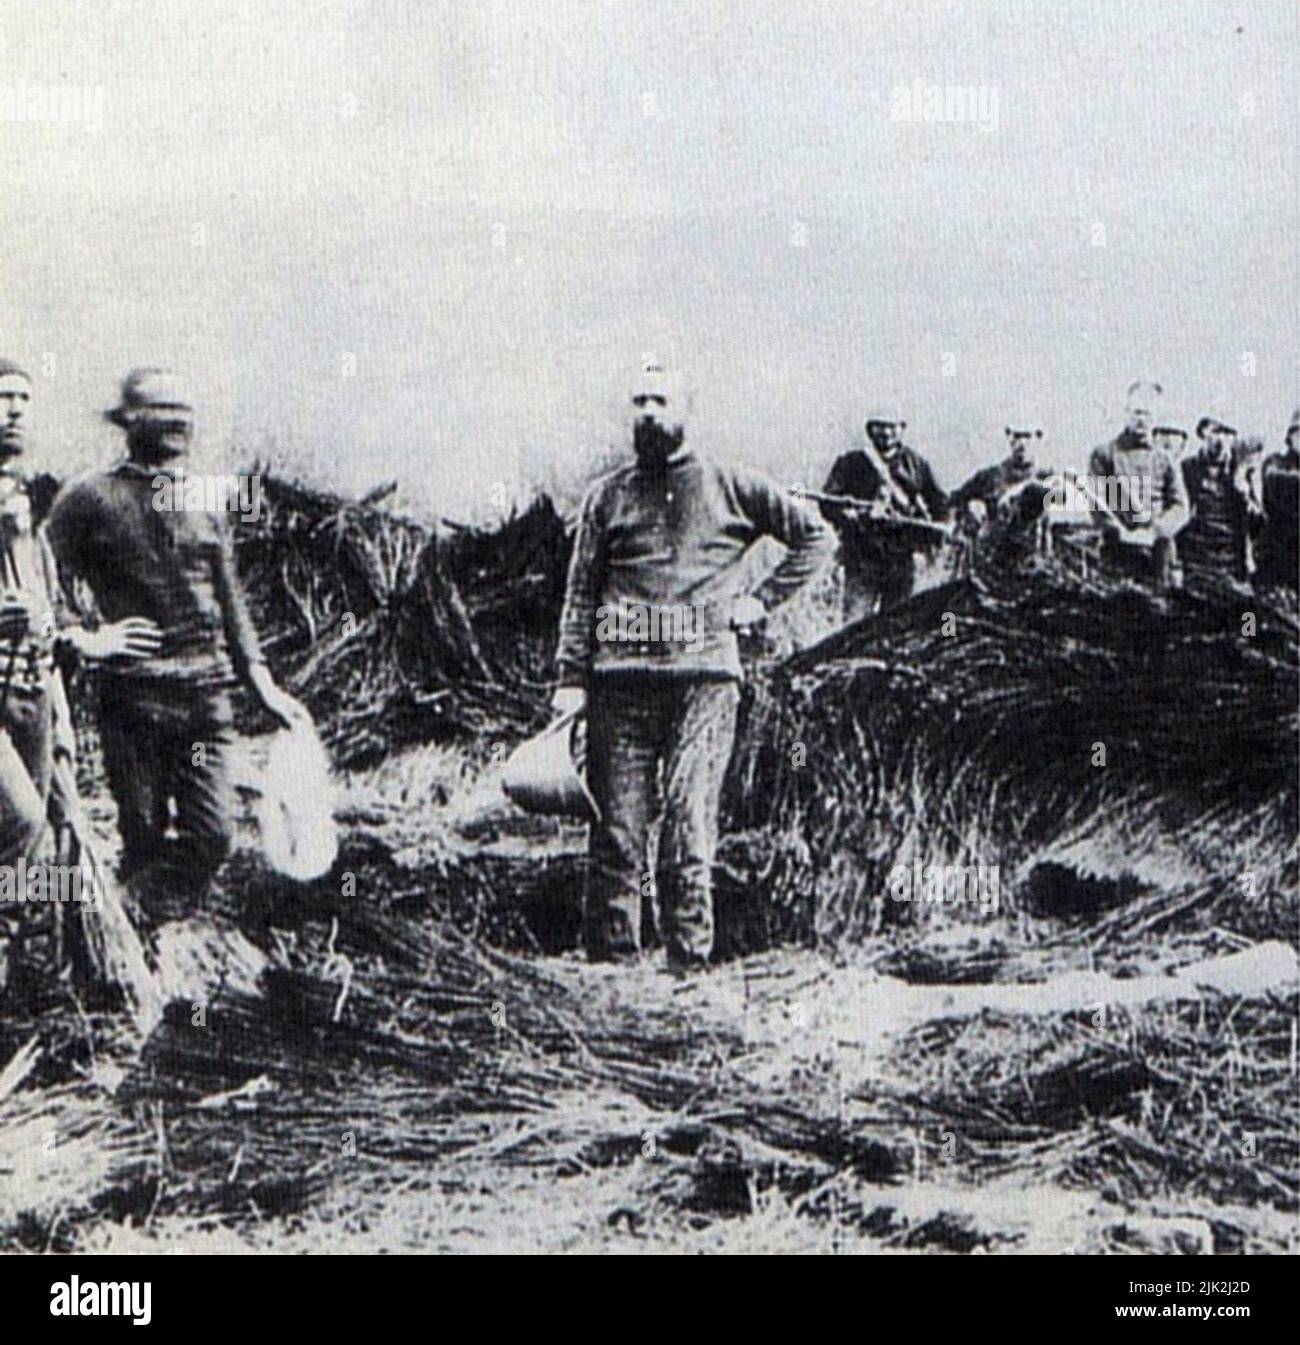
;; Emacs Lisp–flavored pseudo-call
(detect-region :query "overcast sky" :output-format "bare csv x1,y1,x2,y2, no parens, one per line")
2,0,1296,517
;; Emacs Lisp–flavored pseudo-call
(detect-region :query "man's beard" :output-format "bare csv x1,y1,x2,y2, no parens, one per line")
633,420,685,466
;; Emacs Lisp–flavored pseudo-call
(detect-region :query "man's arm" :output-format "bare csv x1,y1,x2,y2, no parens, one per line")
43,482,90,586
213,521,266,681
950,465,995,509
918,457,951,522
554,483,607,689
823,453,853,497
213,520,299,728
1087,443,1112,480
733,467,835,611
40,507,164,665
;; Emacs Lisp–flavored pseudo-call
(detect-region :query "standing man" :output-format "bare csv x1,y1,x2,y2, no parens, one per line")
0,357,70,874
0,358,157,866
822,412,950,621
1,358,163,989
952,420,1047,523
1258,408,1299,590
552,362,833,968
46,369,299,924
1180,412,1265,585
1086,381,1190,586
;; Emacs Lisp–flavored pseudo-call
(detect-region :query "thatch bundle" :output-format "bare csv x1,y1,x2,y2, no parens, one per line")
235,478,569,765
723,544,1299,944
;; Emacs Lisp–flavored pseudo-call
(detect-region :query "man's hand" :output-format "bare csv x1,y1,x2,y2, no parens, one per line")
248,663,305,732
70,616,163,661
730,595,767,635
551,686,586,720
0,601,31,643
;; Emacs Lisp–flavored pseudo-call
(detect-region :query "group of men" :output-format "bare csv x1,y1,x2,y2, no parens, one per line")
553,370,1299,972
2,355,1297,988
819,382,1299,620
0,360,299,984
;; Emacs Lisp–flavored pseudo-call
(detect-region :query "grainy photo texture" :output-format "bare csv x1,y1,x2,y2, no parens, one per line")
0,0,1296,1267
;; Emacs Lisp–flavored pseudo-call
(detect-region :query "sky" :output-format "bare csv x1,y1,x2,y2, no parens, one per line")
1,0,1297,519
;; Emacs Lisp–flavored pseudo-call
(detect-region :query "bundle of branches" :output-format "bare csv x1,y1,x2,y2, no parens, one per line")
723,545,1299,945
9,886,1293,1247
441,494,573,687
234,476,561,765
34,911,920,1238
884,987,1298,1211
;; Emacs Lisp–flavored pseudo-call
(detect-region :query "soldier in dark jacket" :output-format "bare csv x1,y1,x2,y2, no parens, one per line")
822,413,949,621
1085,382,1189,586
952,421,1049,525
1180,413,1265,586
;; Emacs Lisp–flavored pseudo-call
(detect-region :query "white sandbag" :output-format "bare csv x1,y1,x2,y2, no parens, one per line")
253,712,339,881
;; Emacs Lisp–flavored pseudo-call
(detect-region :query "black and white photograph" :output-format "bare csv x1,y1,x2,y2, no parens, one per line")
0,0,1296,1290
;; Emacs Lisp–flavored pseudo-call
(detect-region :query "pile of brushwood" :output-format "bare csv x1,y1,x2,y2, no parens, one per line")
234,476,569,766
3,484,1298,1252
723,540,1299,946
4,867,1295,1251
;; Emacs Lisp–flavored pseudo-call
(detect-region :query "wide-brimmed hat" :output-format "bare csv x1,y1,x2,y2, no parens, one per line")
104,367,194,428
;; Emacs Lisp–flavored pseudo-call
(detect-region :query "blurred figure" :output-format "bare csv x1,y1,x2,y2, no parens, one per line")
552,360,832,968
1086,381,1189,586
822,412,949,621
1257,408,1299,590
1180,412,1265,586
46,368,299,926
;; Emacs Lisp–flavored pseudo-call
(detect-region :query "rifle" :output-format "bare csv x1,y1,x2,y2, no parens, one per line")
804,490,953,542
